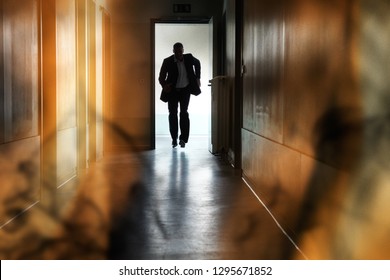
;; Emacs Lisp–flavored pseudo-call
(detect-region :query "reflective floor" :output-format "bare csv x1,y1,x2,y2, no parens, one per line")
108,136,302,259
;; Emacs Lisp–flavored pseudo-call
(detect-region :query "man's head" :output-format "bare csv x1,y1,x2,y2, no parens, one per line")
173,42,184,61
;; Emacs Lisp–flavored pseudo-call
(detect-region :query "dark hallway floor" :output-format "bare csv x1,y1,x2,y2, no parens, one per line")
107,136,303,260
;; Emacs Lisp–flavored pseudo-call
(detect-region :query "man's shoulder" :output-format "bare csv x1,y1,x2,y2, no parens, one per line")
164,55,175,61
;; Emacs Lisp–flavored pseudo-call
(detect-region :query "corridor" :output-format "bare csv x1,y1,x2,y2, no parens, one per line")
107,137,302,259
2,0,390,261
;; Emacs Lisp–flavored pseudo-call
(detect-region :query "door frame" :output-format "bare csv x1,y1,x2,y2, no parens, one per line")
150,17,212,150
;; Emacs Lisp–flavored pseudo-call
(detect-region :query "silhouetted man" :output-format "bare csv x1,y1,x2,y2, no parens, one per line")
158,42,201,148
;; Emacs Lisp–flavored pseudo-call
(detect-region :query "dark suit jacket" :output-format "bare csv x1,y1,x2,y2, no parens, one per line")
158,53,201,101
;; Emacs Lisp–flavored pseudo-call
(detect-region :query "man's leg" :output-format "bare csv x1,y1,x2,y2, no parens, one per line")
168,94,179,147
179,91,191,145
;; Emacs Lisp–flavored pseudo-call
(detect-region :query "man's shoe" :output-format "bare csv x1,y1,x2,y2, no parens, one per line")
179,140,185,148
172,140,178,148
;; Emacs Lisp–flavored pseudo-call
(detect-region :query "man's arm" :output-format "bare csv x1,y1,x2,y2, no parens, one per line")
158,59,173,92
193,56,201,79
158,59,168,87
191,56,201,87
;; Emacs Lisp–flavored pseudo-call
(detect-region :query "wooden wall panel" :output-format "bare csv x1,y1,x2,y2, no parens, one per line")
0,0,40,224
102,8,111,155
0,6,3,144
241,129,256,182
223,0,241,167
96,5,104,160
76,0,88,170
242,128,302,231
295,153,346,259
56,0,77,185
2,0,39,142
283,0,358,159
88,0,97,162
242,0,284,142
57,0,77,130
0,137,40,226
241,0,255,131
57,128,77,184
252,1,284,142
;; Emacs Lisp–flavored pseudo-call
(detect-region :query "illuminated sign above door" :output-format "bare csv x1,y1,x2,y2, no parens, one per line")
173,4,191,13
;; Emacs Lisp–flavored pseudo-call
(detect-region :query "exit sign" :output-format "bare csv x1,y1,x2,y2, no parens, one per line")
173,4,191,13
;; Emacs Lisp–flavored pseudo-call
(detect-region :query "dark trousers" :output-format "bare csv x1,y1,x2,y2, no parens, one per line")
168,87,191,143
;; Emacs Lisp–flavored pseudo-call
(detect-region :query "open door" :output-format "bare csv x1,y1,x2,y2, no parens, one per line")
152,19,213,149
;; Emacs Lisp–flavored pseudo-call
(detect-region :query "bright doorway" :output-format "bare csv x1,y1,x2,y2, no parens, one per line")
153,22,213,148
